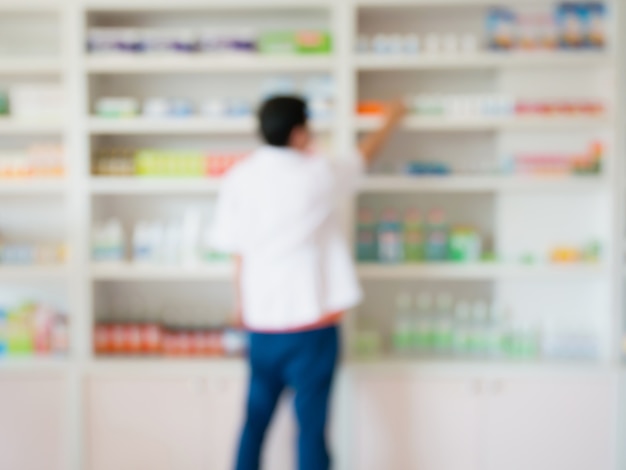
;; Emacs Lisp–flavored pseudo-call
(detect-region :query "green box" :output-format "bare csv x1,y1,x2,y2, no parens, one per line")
259,31,332,55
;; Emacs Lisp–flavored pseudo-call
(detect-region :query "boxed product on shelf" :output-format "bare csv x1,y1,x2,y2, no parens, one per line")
94,317,246,358
259,30,332,55
7,85,66,121
0,302,69,358
0,238,66,266
506,141,604,176
0,143,65,179
92,148,246,178
92,211,230,266
358,96,606,119
88,27,332,56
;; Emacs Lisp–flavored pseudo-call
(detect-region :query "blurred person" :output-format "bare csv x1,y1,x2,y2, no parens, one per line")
211,96,406,470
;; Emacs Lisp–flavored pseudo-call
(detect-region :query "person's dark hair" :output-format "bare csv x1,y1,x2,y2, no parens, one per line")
258,96,308,147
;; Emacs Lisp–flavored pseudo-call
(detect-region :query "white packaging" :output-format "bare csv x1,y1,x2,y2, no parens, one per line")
403,34,420,54
372,34,391,54
143,98,171,118
389,34,404,54
143,29,177,54
181,210,202,266
163,221,182,265
425,33,440,54
356,35,370,54
10,85,65,121
201,99,229,118
460,34,479,54
442,34,458,54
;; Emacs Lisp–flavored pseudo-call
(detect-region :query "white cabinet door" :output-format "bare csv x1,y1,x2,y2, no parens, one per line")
87,375,295,470
352,377,482,470
483,376,616,470
87,377,209,470
0,375,67,470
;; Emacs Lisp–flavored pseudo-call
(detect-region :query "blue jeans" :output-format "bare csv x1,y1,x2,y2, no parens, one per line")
235,325,340,470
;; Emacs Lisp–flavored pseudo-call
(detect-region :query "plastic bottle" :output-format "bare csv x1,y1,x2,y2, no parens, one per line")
403,208,425,262
356,208,378,262
132,221,150,263
433,293,454,355
0,308,7,357
392,293,413,354
425,209,449,262
470,301,489,357
485,301,504,358
412,292,433,354
51,312,69,356
105,219,125,262
378,208,403,263
181,210,201,266
452,301,472,357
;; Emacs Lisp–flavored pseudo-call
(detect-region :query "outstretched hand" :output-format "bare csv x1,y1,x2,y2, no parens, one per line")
384,99,408,126
359,98,408,164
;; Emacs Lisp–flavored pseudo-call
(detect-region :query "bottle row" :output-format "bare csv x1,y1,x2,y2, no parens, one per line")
359,95,606,120
88,28,332,56
354,293,599,361
92,212,226,266
92,149,245,178
94,319,246,358
0,85,66,121
0,302,70,358
0,143,65,180
356,207,602,265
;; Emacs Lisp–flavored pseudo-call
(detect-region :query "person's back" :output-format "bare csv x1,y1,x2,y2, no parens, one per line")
211,96,405,470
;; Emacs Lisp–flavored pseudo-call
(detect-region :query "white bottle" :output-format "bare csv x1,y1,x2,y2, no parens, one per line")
372,34,390,54
392,293,413,354
425,33,440,54
452,301,471,357
389,34,404,54
150,221,165,264
434,292,454,355
471,301,489,357
181,210,201,267
91,223,103,262
104,219,124,262
414,292,433,354
163,221,182,265
403,34,420,54
442,34,458,54
132,221,150,264
356,35,370,54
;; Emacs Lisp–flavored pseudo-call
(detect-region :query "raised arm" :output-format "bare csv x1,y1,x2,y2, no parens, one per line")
358,100,407,166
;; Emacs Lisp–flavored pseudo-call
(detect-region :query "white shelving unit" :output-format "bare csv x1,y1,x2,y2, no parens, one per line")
0,1,624,470
355,51,613,70
85,55,334,73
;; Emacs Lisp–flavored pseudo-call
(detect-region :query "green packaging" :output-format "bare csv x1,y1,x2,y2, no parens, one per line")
0,91,9,116
259,31,332,55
